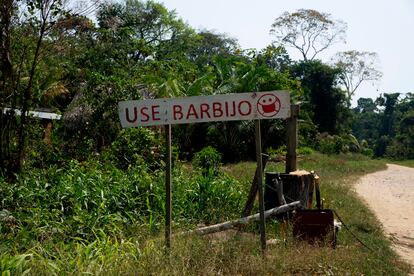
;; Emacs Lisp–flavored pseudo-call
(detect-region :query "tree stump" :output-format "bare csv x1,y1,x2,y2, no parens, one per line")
265,170,315,210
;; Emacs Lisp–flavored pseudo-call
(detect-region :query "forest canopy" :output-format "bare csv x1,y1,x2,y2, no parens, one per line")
0,0,412,177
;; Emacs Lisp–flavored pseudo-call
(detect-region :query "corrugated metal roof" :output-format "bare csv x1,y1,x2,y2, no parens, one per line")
2,107,61,120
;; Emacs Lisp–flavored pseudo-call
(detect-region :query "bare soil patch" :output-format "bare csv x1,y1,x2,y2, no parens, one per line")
355,164,414,273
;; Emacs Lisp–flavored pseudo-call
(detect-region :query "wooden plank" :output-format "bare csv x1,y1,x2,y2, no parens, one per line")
255,119,266,251
286,104,299,173
165,124,172,248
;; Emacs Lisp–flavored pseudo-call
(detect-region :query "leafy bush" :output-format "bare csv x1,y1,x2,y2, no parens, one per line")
297,146,314,155
359,140,374,157
317,133,343,154
106,128,162,170
317,133,361,154
385,134,414,159
266,145,286,157
192,146,222,176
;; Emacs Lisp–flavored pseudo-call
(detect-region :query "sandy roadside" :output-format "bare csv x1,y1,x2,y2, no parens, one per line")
355,164,414,274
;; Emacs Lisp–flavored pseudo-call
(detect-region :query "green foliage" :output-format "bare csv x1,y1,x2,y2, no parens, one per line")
173,171,244,224
291,60,350,134
205,121,252,162
353,93,414,159
297,146,314,155
266,145,313,159
1,154,411,275
0,156,246,247
352,97,381,148
106,128,162,170
0,253,31,275
317,133,360,154
1,1,412,273
0,160,155,241
192,146,222,176
266,145,286,157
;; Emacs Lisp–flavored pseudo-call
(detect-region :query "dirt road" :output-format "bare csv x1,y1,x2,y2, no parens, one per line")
355,164,414,272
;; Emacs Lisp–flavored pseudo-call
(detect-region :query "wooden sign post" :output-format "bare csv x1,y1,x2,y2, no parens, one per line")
165,124,172,248
118,91,291,249
255,120,266,251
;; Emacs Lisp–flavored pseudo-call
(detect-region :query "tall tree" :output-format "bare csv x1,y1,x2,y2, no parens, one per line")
291,60,349,134
96,0,188,63
352,97,381,147
0,0,64,175
332,50,382,102
378,93,400,137
270,9,347,61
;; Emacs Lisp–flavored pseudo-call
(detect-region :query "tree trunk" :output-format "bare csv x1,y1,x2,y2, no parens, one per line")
16,17,47,171
265,170,316,210
0,0,14,173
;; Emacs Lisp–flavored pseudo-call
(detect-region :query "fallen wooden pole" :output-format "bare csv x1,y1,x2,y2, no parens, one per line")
194,201,301,236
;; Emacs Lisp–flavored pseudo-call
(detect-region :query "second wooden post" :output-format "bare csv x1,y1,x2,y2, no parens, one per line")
286,104,299,173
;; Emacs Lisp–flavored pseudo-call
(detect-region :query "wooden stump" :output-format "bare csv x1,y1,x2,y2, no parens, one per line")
265,170,316,210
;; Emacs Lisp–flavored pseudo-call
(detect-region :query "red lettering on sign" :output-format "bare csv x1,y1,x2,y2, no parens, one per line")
213,102,223,117
125,107,137,123
152,105,160,121
200,103,211,119
140,107,149,122
225,101,236,117
238,100,252,116
173,105,183,120
186,104,199,120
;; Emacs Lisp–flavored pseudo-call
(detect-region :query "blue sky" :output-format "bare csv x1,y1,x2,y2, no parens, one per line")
158,0,414,105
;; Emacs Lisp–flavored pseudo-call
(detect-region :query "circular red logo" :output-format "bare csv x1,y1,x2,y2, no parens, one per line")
257,94,281,117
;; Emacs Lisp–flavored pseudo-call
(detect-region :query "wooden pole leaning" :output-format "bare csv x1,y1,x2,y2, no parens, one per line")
241,154,269,218
255,119,266,251
165,124,172,248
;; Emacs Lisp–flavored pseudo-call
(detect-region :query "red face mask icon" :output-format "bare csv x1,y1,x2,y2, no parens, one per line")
257,94,281,117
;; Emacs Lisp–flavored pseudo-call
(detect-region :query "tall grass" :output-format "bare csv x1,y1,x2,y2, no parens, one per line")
0,153,411,275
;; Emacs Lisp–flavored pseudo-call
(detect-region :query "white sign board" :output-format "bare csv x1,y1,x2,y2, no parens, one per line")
118,91,290,128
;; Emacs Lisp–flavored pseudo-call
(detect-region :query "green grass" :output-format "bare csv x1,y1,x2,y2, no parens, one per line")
389,159,414,168
1,153,411,275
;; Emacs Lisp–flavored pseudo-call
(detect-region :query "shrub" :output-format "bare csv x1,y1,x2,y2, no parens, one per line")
316,133,339,154
317,133,361,154
192,146,222,176
266,145,286,157
297,146,314,155
106,128,162,170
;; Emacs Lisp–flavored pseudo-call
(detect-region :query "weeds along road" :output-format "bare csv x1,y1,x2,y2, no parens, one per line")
355,164,414,273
